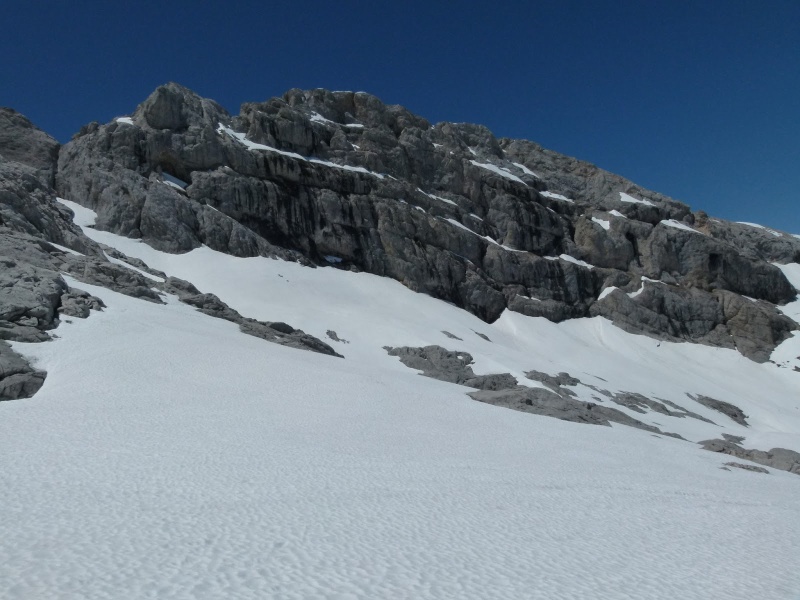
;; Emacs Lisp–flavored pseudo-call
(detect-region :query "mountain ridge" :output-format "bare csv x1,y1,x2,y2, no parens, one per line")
50,83,800,359
2,86,800,597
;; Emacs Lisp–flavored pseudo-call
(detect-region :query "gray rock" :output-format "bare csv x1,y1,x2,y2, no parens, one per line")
723,462,769,474
0,108,59,186
468,386,683,438
385,345,517,390
40,84,800,361
326,330,349,344
608,392,677,416
162,277,341,357
0,161,101,255
689,394,749,426
525,370,580,396
700,438,800,476
59,289,105,318
0,340,45,400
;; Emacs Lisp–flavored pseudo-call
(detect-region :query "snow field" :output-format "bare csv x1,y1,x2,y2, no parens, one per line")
3,281,799,599
2,201,799,598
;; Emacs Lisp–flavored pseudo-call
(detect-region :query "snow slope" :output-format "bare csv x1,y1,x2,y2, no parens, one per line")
1,203,799,599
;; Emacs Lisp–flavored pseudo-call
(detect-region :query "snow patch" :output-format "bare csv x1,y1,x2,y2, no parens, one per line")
56,198,96,227
598,286,618,300
309,112,364,129
736,222,783,237
470,161,527,185
661,220,703,234
540,191,573,203
48,243,83,256
217,123,382,178
418,188,457,206
545,254,594,269
592,217,611,231
442,218,477,234
114,117,134,125
619,192,655,207
512,162,540,178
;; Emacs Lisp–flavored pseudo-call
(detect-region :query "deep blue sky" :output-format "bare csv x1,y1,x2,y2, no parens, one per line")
3,1,798,232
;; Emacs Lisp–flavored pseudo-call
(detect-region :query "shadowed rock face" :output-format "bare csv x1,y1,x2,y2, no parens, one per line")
5,81,798,361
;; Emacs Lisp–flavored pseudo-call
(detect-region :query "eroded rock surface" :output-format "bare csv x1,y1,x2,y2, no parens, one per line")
385,345,516,390
0,104,344,401
51,83,800,360
701,438,800,476
0,340,46,400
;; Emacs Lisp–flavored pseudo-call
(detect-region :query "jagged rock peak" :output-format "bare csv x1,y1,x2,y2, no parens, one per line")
0,107,60,185
132,82,230,131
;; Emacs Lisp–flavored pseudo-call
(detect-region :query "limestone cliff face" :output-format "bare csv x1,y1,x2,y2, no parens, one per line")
5,82,800,362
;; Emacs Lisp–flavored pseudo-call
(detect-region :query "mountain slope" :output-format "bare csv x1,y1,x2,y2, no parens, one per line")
1,86,800,599
54,83,800,361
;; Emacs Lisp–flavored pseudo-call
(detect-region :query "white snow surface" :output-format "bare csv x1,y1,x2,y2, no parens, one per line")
592,217,611,230
418,188,457,206
539,190,573,202
609,209,626,218
737,222,783,237
469,160,527,185
114,116,134,125
598,286,618,300
103,251,165,283
309,112,364,129
661,219,703,234
619,192,655,206
546,254,594,269
217,123,383,179
2,205,800,598
512,162,540,178
57,197,96,226
48,242,83,256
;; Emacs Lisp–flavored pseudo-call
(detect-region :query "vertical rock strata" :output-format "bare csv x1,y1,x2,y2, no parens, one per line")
3,82,798,362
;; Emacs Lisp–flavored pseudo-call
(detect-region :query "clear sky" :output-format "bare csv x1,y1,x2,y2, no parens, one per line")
3,1,798,233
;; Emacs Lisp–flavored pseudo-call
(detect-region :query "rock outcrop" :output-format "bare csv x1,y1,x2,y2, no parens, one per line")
1,102,344,402
701,436,800,476
385,345,517,390
51,83,799,361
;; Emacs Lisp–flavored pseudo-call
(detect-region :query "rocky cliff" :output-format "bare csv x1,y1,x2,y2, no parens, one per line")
3,83,799,377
